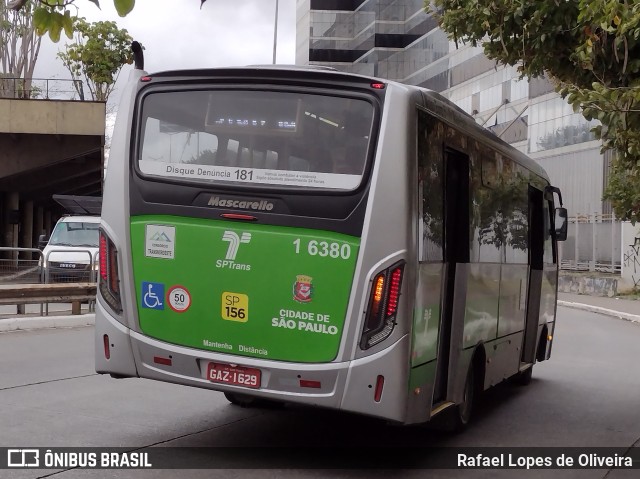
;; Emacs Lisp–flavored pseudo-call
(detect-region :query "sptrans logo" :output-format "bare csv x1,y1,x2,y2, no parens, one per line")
217,231,252,271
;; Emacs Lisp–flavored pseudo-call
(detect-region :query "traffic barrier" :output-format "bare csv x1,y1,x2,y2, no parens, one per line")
0,283,96,315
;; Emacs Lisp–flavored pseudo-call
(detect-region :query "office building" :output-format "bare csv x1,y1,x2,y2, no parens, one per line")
296,0,610,215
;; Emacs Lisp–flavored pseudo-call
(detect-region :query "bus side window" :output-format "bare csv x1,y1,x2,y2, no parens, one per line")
418,110,444,262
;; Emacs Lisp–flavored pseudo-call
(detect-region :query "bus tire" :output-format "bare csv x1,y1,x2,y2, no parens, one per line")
456,364,476,428
512,366,533,386
224,392,283,409
224,392,261,407
440,364,477,432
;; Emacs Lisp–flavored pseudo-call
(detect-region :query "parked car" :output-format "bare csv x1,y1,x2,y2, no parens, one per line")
39,215,100,283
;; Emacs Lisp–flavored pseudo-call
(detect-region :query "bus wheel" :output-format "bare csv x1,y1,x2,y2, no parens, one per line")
224,392,261,407
455,365,476,428
440,364,477,432
224,392,283,409
512,366,533,386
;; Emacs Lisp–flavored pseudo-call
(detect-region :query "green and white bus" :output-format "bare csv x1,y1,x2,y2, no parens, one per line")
96,57,567,426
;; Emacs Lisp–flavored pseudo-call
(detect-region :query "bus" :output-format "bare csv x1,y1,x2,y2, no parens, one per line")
95,56,567,427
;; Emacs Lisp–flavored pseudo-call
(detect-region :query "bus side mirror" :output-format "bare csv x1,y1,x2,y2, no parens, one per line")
38,234,49,249
554,208,568,242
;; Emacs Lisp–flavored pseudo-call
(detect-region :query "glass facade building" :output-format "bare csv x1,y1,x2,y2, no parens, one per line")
296,0,607,215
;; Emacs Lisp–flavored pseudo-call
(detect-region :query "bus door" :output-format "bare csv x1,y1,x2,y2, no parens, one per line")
522,185,544,364
433,148,470,403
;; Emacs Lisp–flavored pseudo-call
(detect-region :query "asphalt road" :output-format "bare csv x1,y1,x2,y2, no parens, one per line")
0,306,639,478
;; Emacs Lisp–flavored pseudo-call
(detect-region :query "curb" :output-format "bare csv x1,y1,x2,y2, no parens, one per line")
558,301,640,323
0,313,95,333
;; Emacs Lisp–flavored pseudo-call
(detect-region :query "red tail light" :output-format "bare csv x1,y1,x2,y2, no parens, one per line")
386,268,402,317
360,262,405,349
99,229,122,314
99,235,108,281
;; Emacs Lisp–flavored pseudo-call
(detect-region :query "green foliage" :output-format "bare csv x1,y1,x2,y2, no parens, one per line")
113,0,135,17
57,17,134,102
430,0,640,222
1,0,43,97
18,0,134,40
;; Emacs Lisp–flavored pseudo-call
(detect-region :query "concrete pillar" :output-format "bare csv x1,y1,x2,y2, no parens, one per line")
21,200,34,252
34,206,44,246
3,192,19,262
44,210,52,236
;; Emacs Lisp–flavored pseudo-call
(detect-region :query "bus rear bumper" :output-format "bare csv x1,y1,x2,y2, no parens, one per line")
95,302,139,378
95,303,411,422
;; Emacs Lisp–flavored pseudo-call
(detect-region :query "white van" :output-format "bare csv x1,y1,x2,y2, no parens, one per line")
39,215,100,283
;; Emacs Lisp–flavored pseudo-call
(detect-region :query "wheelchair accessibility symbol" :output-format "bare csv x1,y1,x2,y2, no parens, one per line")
142,282,165,310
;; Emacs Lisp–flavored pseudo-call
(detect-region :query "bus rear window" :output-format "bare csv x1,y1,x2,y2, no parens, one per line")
137,89,375,191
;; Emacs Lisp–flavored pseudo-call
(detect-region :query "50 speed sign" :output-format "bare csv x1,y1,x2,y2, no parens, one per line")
167,285,191,313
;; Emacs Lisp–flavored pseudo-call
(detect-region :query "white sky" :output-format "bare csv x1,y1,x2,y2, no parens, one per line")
34,0,297,110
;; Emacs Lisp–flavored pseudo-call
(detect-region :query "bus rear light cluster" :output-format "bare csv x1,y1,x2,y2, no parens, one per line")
360,262,405,350
99,230,122,314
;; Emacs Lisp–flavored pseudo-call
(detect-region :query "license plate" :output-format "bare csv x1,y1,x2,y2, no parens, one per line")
207,362,261,389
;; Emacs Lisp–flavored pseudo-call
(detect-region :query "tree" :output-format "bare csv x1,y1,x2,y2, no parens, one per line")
7,0,134,40
430,0,640,222
57,17,134,102
6,0,218,39
1,0,42,98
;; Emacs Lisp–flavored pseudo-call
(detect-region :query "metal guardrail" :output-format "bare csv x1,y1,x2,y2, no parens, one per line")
0,283,96,315
0,247,44,284
0,246,97,315
0,77,84,101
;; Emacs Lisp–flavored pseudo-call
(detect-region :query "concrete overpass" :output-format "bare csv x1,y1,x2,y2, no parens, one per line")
0,95,105,253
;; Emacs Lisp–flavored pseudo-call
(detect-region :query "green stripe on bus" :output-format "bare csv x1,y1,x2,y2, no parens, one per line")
131,216,360,363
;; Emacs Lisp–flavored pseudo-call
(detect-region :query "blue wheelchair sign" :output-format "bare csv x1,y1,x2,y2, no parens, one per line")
142,282,165,310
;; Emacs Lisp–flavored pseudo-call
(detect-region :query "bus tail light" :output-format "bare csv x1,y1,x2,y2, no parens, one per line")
99,230,122,314
360,262,405,349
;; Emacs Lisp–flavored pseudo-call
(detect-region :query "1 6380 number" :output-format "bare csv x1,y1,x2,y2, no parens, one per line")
292,239,351,259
